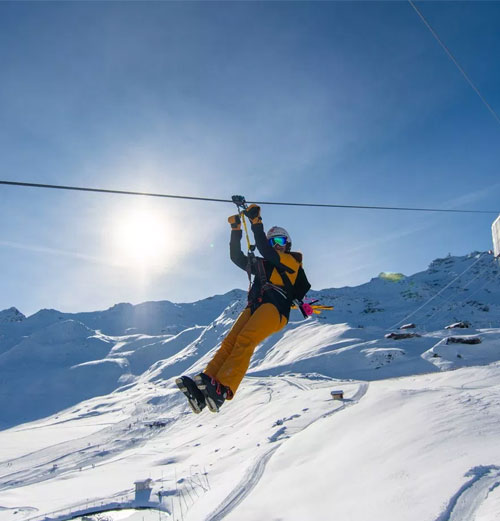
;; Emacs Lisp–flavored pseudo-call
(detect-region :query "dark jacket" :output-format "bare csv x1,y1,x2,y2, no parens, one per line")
230,222,311,321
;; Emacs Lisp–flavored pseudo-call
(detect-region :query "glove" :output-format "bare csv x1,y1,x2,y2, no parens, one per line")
244,204,262,224
228,214,241,230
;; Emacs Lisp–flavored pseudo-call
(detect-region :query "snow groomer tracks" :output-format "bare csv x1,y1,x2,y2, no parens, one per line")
204,380,369,521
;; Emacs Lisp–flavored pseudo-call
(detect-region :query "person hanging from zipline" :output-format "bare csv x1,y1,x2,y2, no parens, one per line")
176,197,312,413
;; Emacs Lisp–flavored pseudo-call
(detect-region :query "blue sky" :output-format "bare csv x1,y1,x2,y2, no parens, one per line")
1,1,499,316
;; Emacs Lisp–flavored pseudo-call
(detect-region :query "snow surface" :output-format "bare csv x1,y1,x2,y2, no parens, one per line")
0,252,500,520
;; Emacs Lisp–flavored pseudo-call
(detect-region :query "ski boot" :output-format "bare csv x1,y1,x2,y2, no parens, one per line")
176,375,206,414
194,373,232,413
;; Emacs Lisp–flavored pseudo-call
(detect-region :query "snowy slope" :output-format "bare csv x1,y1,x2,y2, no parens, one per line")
1,252,500,429
0,251,500,520
0,367,499,521
0,292,247,428
224,364,500,521
309,251,500,331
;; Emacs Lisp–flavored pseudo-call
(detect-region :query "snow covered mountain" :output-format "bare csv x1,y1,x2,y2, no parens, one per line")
1,251,500,521
1,251,499,429
0,307,25,324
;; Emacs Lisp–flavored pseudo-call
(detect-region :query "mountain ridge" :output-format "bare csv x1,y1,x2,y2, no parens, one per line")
1,250,499,428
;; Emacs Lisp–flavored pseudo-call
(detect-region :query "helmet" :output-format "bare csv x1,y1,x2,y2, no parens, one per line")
266,226,292,252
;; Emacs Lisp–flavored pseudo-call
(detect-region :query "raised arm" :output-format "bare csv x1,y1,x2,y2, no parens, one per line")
243,204,282,265
252,222,281,265
228,214,249,271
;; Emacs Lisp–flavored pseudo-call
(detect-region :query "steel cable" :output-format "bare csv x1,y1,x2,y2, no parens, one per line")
1,180,499,214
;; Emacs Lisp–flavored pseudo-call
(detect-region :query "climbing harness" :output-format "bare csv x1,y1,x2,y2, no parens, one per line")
231,195,333,317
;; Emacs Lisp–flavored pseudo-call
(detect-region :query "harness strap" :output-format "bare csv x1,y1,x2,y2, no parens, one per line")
248,256,269,309
248,258,295,307
262,282,288,300
277,267,310,318
276,269,295,302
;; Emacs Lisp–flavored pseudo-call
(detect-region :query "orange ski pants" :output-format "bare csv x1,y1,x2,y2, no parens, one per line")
204,303,286,397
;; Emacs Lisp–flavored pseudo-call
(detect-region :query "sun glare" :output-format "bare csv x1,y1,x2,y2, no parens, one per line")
110,207,172,271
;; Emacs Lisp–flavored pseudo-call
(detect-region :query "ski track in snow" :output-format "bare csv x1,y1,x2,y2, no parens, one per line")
204,446,281,521
435,466,500,521
351,382,369,401
322,381,369,419
281,375,313,391
204,381,369,521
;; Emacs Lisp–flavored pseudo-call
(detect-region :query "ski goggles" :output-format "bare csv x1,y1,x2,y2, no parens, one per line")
269,236,288,247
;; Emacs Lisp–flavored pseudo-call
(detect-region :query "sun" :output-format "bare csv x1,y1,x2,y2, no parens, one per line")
109,206,172,271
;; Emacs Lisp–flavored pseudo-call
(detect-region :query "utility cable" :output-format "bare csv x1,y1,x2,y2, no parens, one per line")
408,0,500,126
417,256,495,329
388,252,488,330
1,180,499,214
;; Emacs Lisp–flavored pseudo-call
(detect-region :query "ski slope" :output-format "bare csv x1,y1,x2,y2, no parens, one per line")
0,251,500,520
1,367,500,521
224,365,500,521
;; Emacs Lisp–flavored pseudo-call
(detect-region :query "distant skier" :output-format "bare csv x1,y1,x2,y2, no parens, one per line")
177,203,311,413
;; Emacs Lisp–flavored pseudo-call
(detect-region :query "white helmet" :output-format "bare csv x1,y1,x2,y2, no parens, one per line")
266,226,292,252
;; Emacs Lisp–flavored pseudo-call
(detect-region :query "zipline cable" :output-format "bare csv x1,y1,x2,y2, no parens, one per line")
408,0,500,126
0,180,230,204
1,180,499,215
